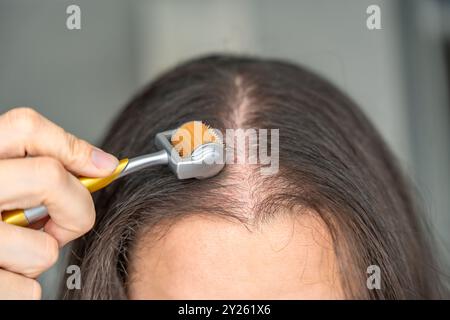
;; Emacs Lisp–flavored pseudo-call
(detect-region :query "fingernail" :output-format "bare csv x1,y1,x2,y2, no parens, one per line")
91,148,119,171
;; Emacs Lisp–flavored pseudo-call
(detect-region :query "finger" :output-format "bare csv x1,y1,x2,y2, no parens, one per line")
0,107,118,177
0,157,96,246
0,268,41,299
0,222,59,278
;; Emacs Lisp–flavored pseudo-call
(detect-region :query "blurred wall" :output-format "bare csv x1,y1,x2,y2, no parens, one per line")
0,0,137,144
400,0,450,267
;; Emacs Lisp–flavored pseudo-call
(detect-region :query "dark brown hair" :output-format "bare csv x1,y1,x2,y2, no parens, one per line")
64,54,446,299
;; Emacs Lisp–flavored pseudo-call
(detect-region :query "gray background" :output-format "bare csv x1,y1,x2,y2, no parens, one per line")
0,0,449,298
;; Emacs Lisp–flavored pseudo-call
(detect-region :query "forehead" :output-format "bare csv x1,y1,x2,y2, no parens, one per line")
127,211,343,299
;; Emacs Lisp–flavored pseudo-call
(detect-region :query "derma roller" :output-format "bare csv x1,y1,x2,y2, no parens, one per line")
1,121,224,227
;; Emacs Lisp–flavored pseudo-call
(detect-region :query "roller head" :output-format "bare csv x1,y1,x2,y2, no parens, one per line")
155,121,224,180
170,121,219,157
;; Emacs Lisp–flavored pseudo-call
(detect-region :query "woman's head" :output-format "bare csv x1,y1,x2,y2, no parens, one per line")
65,55,443,299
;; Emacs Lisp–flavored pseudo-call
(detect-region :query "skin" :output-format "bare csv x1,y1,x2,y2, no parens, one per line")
128,211,344,299
0,107,118,299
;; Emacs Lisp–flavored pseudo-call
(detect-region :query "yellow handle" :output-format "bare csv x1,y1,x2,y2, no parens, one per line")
0,158,129,226
1,209,29,227
79,158,129,192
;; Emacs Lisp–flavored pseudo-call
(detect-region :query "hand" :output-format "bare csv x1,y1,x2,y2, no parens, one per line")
0,107,118,299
